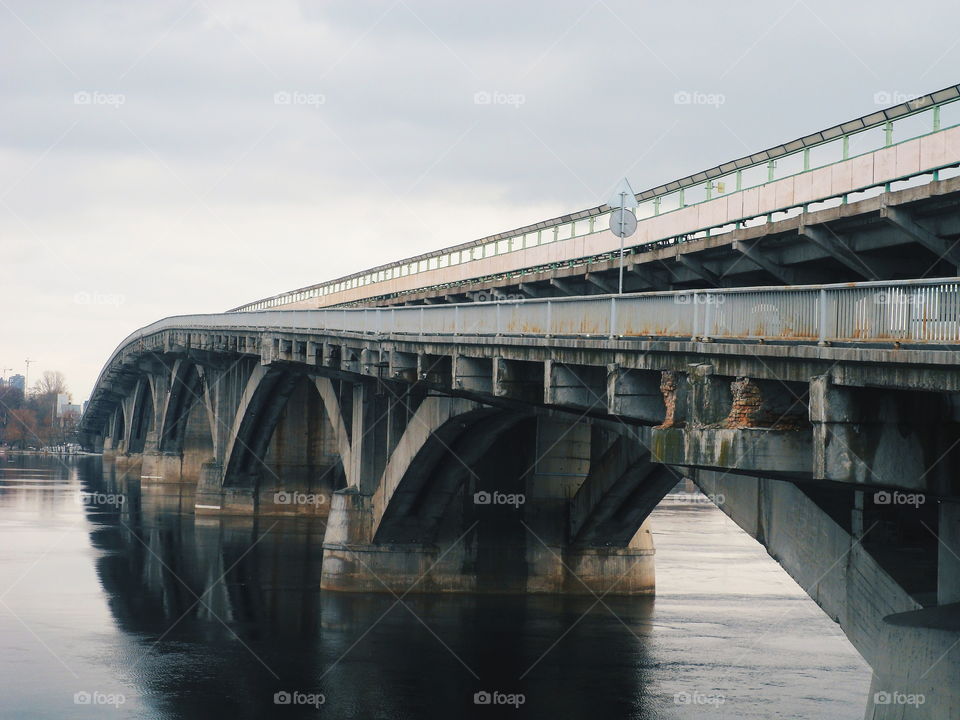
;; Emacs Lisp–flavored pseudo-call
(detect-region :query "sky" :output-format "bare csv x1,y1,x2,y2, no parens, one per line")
2,0,959,402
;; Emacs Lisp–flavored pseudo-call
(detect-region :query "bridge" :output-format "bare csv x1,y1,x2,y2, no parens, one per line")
79,89,960,720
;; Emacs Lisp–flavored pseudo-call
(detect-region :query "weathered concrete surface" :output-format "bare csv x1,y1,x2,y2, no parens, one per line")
652,427,812,476
695,471,960,720
321,416,659,595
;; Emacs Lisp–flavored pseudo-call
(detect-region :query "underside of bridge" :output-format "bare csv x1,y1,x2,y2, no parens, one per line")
95,353,675,596
80,324,960,719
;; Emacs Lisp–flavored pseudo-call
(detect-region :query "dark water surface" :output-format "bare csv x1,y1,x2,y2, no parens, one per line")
0,455,870,719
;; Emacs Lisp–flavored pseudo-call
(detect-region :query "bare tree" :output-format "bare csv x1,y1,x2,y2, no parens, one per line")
32,370,69,399
5,408,40,449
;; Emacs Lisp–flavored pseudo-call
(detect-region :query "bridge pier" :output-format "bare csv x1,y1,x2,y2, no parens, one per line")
692,471,960,720
940,502,960,605
321,414,659,595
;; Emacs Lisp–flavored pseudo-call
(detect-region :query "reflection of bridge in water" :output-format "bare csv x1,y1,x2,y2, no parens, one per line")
87,458,667,718
79,88,960,719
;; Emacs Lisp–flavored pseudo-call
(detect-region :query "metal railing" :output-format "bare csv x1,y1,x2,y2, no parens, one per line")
120,278,960,350
82,278,960,429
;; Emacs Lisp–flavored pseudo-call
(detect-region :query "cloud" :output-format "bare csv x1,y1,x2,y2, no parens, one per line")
1,0,959,399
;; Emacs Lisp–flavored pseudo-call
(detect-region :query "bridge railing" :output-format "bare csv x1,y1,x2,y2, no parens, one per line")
133,278,960,346
82,278,959,429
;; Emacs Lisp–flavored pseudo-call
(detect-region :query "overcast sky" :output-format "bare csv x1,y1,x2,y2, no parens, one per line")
2,0,959,401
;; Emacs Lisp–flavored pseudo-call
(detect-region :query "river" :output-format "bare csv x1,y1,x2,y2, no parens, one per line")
0,454,871,718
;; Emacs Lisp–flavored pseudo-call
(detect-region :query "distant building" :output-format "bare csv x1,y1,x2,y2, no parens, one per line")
7,375,25,391
55,395,82,419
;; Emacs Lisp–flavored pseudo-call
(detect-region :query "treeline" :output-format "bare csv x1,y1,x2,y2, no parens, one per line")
0,371,78,449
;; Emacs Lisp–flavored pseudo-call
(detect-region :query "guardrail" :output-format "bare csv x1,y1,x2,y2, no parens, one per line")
125,278,960,348
82,278,960,430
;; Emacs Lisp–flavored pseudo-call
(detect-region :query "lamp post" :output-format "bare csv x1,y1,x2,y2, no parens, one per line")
24,359,34,395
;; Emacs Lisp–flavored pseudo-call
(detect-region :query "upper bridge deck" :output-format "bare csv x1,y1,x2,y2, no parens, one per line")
232,85,960,312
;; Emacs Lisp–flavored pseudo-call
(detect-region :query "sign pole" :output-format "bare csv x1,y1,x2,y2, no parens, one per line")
607,178,638,296
618,190,626,294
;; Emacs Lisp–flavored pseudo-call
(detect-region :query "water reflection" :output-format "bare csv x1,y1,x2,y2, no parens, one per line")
88,459,658,719
0,455,870,719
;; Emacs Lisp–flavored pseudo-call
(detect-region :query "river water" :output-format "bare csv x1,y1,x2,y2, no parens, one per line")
0,455,871,719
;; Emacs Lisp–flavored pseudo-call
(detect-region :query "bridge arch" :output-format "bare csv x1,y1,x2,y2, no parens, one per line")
372,400,532,543
220,369,346,511
127,377,156,455
158,360,208,454
569,429,680,547
110,405,126,447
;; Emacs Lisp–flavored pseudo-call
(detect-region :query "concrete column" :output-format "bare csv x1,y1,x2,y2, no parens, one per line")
939,501,960,606
810,375,955,490
525,417,655,595
348,381,387,495
686,363,729,427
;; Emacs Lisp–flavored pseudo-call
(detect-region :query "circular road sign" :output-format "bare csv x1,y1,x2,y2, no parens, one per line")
609,208,638,238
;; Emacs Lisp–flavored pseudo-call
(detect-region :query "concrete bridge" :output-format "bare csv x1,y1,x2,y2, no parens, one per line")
80,278,960,718
80,86,960,718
